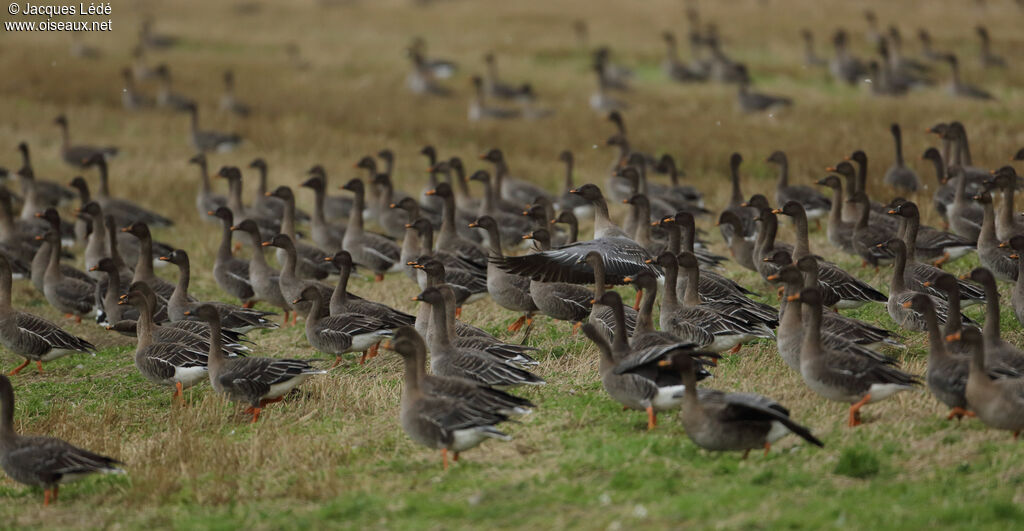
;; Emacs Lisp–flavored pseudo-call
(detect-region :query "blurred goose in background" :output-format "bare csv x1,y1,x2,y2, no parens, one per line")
589,63,628,113
32,209,88,293
187,304,323,424
482,53,526,100
661,31,705,82
468,76,519,121
0,374,122,505
883,124,920,192
53,115,117,169
153,64,195,112
850,191,896,268
40,230,94,323
767,150,830,225
340,178,401,281
654,154,704,208
14,142,75,209
800,29,827,68
185,103,242,153
208,208,253,306
720,154,756,246
975,192,1017,281
863,10,882,47
480,148,552,207
555,151,593,220
82,154,173,228
130,45,156,81
829,30,866,85
120,68,153,111
735,65,792,113
139,18,178,50
406,49,452,97
408,37,457,79
219,70,251,117
189,154,226,222
516,85,554,120
975,26,1006,69
592,46,633,90
917,29,947,62
306,165,353,222
944,54,994,100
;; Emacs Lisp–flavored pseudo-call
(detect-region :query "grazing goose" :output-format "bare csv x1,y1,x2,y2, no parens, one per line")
944,54,994,100
975,26,1006,69
964,268,1024,373
189,153,227,222
208,208,253,306
265,185,330,280
53,115,117,169
975,192,1018,282
883,124,920,192
0,374,123,505
340,178,401,281
219,70,251,117
585,251,637,343
299,173,344,253
468,216,537,332
960,327,1024,439
119,288,208,403
660,351,824,456
385,327,511,471
185,102,242,153
161,250,278,333
886,202,980,303
735,65,793,113
262,234,333,322
413,287,544,388
767,151,829,225
791,287,921,427
0,255,95,375
186,304,324,423
468,76,519,121
82,154,174,228
40,231,93,323
231,220,291,324
881,239,967,332
293,286,393,366
522,229,594,334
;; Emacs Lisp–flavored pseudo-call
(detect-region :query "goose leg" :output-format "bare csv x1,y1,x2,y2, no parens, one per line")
250,407,262,423
441,449,449,471
453,452,460,462
52,485,58,503
374,273,385,282
646,405,656,430
43,488,52,506
291,312,298,326
35,361,43,373
763,442,771,456
331,356,342,369
848,394,871,427
242,300,255,309
572,322,582,335
1014,431,1020,440
507,315,526,332
282,311,290,326
455,306,462,319
729,343,742,354
932,253,950,269
368,342,380,358
358,353,367,365
9,359,30,375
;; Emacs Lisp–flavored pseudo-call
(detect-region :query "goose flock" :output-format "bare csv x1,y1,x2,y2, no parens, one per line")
0,3,1022,516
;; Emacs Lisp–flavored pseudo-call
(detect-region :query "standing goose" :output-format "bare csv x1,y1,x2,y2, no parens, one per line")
990,166,1024,241
262,234,333,322
248,159,309,223
386,327,511,471
880,239,966,332
850,191,895,267
14,142,75,208
943,54,994,100
654,154,704,208
735,65,793,113
216,166,280,238
406,218,485,290
340,178,401,281
791,287,921,427
553,210,579,244
659,350,824,456
82,154,173,227
119,288,208,403
0,255,95,375
265,185,330,280
555,151,593,219
479,148,553,207
908,294,984,421
468,216,537,332
324,251,413,328
31,209,91,294
960,327,1024,439
947,166,984,240
188,153,226,222
218,70,251,117
231,220,291,324
153,64,194,111
585,251,637,343
185,103,242,153
53,115,117,169
160,250,278,333
523,229,594,334
413,287,545,388
720,153,756,245
411,259,487,312
424,182,487,269
922,147,956,223
625,270,687,351
716,211,756,271
467,169,538,248
887,200,975,268
121,222,177,301
676,251,778,331
964,268,1024,372
299,172,345,253
813,174,855,253
468,76,520,121
975,192,1018,281
91,258,136,326
748,198,792,281
766,151,830,225
0,374,122,505
186,304,324,423
886,202,980,301
41,231,93,323
883,124,920,192
208,208,254,306
293,286,393,366
975,26,1006,69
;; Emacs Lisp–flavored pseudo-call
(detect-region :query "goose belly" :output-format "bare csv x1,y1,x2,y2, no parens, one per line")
707,334,746,353
263,373,314,400
350,331,390,353
38,348,81,362
449,426,509,452
173,365,210,388
866,383,914,402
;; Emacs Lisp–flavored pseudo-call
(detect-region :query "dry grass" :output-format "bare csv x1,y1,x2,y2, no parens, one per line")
1,0,1024,528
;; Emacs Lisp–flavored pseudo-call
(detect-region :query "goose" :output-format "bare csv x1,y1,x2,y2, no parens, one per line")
720,153,756,245
216,166,281,239
829,30,866,85
523,201,571,248
960,327,1024,439
31,209,91,295
118,288,209,403
975,26,1006,69
413,287,544,387
716,211,756,271
298,173,344,253
0,374,122,505
660,350,824,456
735,65,793,113
675,251,778,331
556,151,594,220
120,221,175,300
231,220,291,323
553,210,579,244
886,202,980,303
850,191,895,267
385,327,512,471
208,208,253,306
186,304,325,423
265,185,330,280
592,46,634,90
883,124,920,192
917,29,947,63
262,234,333,322
13,142,75,208
584,251,637,343
0,190,45,268
790,287,921,427
467,170,534,249
947,165,984,240
582,305,697,431
479,148,553,207
625,270,689,352
0,255,95,375
468,216,537,332
963,268,1024,373
653,154,704,208
814,174,856,253
53,115,117,169
944,54,994,100
160,250,277,333
340,178,401,281
975,192,1018,281
405,218,484,293
248,159,308,224
40,231,93,323
844,151,898,225
922,147,956,222
908,293,978,420
410,258,487,313
306,165,354,222
408,37,457,79
82,154,173,227
1009,236,1024,326
468,76,519,121
661,31,705,82
153,64,195,111
604,135,637,200
990,166,1024,241
767,151,830,225
293,286,393,366
424,182,487,269
120,67,153,110
748,197,792,281
482,53,526,99
800,29,827,68
406,50,452,97
188,153,226,222
522,229,594,334
879,239,969,332
218,70,251,117
323,251,413,329
887,200,975,268
185,102,242,153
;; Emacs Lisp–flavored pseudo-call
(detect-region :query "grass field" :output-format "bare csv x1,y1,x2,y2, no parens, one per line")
1,0,1024,528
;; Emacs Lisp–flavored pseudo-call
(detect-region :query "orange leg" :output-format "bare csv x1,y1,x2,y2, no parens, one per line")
52,485,58,503
572,322,583,335
633,289,643,311
35,361,43,373
729,343,742,354
932,253,950,269
453,452,460,462
507,315,526,332
455,306,463,319
291,312,298,326
441,448,449,471
358,353,367,365
646,405,656,431
815,219,822,232
848,394,871,427
1014,431,1020,441
330,356,342,369
242,300,255,309
9,359,30,376
250,407,262,423
374,273,385,282
282,311,290,326
74,315,81,324
260,396,284,407
946,407,974,421
43,488,51,507
776,286,785,300
368,342,380,359
764,442,771,456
